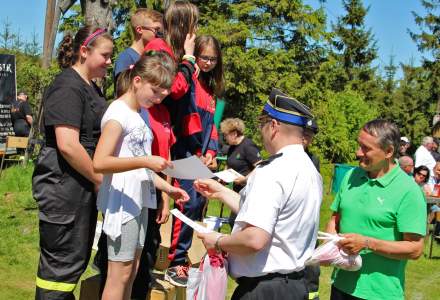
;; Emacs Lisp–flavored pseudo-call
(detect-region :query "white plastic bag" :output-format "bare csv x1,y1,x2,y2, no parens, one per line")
187,265,203,300
186,253,228,300
305,231,362,271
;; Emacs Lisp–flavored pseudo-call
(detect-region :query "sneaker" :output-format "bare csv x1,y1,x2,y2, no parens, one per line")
165,265,189,287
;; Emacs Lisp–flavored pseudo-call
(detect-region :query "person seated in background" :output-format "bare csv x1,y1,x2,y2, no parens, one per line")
432,138,440,161
413,165,431,196
399,156,414,175
415,136,436,182
399,136,411,157
430,161,440,185
426,162,440,242
10,91,33,137
220,118,261,227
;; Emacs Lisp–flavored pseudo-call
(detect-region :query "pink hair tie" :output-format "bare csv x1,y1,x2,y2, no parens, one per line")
129,64,135,70
81,28,107,47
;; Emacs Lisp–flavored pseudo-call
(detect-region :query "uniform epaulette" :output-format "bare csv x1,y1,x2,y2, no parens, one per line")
257,153,283,168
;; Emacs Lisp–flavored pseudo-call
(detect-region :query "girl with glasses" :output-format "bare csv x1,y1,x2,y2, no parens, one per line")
163,34,225,287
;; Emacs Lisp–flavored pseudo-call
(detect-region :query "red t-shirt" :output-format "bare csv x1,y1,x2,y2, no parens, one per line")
148,104,176,159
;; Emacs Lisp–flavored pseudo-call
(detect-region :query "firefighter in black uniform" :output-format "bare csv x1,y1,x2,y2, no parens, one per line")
32,26,113,300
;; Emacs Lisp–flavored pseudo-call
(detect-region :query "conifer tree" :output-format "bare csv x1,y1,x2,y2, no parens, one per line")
410,0,440,123
332,0,377,90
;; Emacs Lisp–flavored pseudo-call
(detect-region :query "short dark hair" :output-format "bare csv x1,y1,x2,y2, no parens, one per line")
362,119,400,158
414,165,430,183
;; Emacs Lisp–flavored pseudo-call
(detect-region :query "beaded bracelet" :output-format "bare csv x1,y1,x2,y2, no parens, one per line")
182,54,196,64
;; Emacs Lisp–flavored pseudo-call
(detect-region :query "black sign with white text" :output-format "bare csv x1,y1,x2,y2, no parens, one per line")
0,54,16,104
0,54,16,143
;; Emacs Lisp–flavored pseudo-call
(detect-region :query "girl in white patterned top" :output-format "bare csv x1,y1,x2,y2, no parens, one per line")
93,54,189,300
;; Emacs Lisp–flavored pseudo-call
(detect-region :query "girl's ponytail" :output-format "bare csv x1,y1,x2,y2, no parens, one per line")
57,34,75,69
116,67,133,98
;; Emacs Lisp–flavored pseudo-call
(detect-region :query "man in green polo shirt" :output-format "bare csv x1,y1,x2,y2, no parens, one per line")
326,119,426,300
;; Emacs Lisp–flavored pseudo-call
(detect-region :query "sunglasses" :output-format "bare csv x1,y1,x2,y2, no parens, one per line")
416,172,427,178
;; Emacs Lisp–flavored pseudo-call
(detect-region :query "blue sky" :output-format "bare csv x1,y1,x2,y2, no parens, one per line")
0,0,429,77
307,0,428,74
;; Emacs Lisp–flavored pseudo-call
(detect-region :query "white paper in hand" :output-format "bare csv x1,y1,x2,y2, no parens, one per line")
214,169,243,183
171,209,213,234
162,155,214,180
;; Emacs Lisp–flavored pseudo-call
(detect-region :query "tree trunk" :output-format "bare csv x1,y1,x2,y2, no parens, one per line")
42,0,56,69
42,0,76,69
80,0,116,30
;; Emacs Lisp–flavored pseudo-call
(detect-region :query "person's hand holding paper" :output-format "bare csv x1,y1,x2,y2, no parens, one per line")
162,155,243,182
194,179,240,214
145,155,174,172
167,186,190,204
193,179,227,199
162,155,214,180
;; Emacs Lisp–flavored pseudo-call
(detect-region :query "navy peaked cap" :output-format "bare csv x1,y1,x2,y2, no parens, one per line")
263,88,314,127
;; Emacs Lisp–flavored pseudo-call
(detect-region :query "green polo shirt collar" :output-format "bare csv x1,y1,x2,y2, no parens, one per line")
360,163,400,187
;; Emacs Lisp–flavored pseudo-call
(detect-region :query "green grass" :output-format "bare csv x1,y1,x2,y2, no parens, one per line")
1,164,440,299
0,164,40,299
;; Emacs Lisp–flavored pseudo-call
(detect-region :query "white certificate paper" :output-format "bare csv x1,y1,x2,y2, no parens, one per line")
162,155,215,180
170,209,213,233
213,169,243,183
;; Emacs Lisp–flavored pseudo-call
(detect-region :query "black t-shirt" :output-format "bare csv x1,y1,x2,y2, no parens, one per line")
43,68,107,150
11,100,32,136
11,100,32,121
226,137,261,178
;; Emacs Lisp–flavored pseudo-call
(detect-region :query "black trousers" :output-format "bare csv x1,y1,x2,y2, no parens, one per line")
34,177,97,300
232,272,308,300
304,265,320,300
330,285,365,300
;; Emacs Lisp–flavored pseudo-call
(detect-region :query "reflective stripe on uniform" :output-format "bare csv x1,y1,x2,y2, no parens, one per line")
309,291,319,299
36,277,76,292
